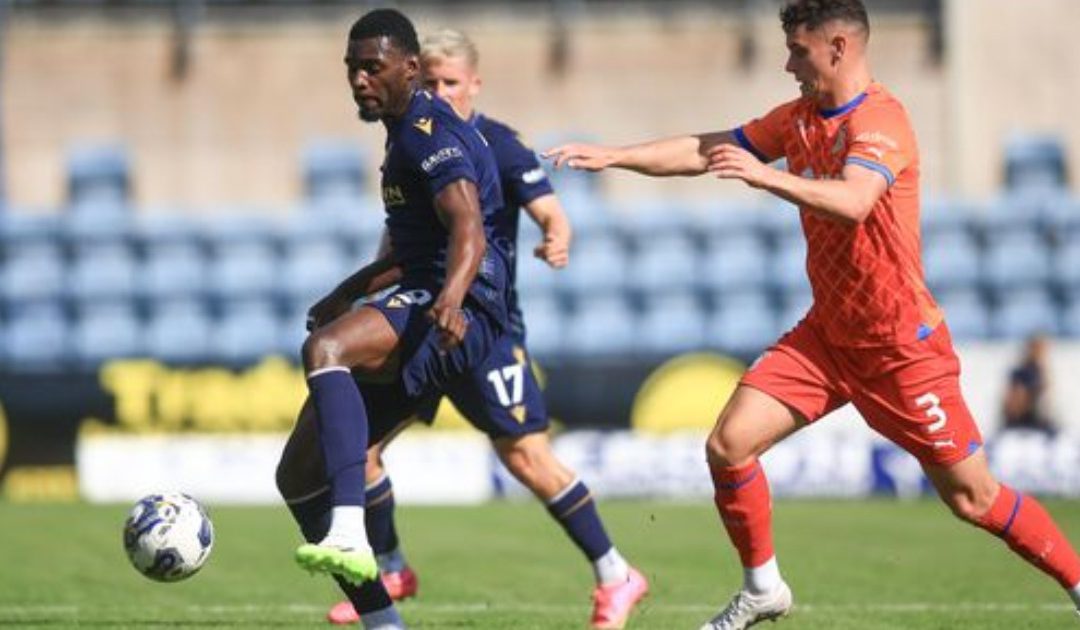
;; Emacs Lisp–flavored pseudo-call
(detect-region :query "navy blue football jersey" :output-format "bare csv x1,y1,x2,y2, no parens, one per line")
473,114,555,335
380,90,510,328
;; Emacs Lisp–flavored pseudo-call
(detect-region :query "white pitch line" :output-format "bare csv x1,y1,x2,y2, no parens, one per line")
0,602,1073,615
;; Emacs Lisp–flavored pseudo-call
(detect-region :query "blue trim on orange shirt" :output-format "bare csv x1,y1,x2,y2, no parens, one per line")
916,323,934,340
846,156,896,186
820,90,868,118
734,127,769,163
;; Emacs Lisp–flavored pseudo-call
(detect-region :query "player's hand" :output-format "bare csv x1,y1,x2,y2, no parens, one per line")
306,291,353,331
706,144,774,189
542,143,619,172
427,296,469,350
534,225,571,268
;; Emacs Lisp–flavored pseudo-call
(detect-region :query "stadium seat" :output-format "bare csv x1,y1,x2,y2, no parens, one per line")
978,191,1054,239
140,240,208,300
563,292,637,357
776,288,813,333
1003,133,1068,192
207,239,279,300
67,242,139,302
63,201,133,248
560,231,629,295
302,139,369,201
707,289,777,357
3,302,69,369
629,231,701,293
921,197,979,243
769,231,810,293
144,298,213,364
214,298,282,365
516,242,561,298
637,290,707,355
701,232,770,292
72,301,143,366
518,291,564,358
1042,196,1080,245
0,242,66,304
66,142,130,205
279,236,351,305
135,211,204,250
1061,300,1080,338
980,229,1052,292
989,287,1059,339
936,287,991,341
1054,239,1080,291
0,210,61,246
922,230,981,291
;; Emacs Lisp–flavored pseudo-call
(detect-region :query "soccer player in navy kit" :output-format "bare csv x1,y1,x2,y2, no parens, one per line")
275,10,511,630
323,28,648,630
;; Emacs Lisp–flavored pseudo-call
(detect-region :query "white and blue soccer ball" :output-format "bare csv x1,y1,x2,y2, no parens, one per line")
123,492,214,582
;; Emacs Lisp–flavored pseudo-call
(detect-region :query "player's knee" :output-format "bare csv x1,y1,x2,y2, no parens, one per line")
705,427,754,468
941,483,999,524
301,329,345,371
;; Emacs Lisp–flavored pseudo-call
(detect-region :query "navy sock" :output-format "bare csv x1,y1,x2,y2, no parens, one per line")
546,480,613,561
286,489,393,614
364,475,400,554
308,369,368,506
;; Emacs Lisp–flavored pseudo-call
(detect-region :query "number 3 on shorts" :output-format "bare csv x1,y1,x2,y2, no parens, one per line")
916,392,948,433
486,364,524,407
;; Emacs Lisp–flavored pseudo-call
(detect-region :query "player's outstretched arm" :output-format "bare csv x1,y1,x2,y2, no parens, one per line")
523,193,572,269
431,178,486,348
707,143,887,225
543,131,735,177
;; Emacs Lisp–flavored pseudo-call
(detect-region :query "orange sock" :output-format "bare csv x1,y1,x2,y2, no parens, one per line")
977,484,1080,588
711,459,774,568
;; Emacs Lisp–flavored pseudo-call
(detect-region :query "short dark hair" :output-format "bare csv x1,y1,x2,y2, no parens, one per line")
348,8,420,55
780,0,870,36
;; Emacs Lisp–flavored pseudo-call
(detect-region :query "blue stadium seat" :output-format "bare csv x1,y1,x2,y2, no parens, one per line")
279,236,351,305
0,211,61,246
776,288,813,333
923,230,981,291
1054,239,1080,291
140,241,208,300
67,242,138,302
208,240,279,299
214,298,282,365
755,202,802,244
564,292,636,357
701,232,769,292
629,232,701,293
557,187,613,236
1003,134,1067,192
518,291,564,359
145,298,213,364
1042,196,1080,245
694,204,762,240
936,287,990,341
708,289,777,357
978,191,1054,239
561,231,628,295
3,302,69,369
0,242,65,304
769,231,810,293
302,139,368,201
989,287,1059,339
63,202,133,248
638,290,707,355
921,197,979,243
1061,300,1080,338
66,143,130,205
981,229,1052,292
516,243,561,299
72,301,143,366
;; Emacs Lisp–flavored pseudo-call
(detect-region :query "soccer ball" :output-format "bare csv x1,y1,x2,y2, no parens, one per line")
122,493,214,582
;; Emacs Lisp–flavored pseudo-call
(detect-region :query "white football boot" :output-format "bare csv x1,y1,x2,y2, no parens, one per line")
698,581,793,630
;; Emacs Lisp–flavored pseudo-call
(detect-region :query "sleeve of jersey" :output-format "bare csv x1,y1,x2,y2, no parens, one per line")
410,128,479,195
844,106,914,187
497,134,554,206
735,100,797,164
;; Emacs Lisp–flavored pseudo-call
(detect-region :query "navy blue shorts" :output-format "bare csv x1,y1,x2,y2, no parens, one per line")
355,280,501,445
415,332,550,440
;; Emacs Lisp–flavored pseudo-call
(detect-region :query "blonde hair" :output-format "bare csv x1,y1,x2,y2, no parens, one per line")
420,28,479,69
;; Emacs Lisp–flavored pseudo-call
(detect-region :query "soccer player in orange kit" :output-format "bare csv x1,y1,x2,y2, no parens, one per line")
545,1,1080,628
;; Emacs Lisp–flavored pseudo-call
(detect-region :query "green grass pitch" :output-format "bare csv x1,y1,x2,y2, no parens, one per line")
1,499,1078,628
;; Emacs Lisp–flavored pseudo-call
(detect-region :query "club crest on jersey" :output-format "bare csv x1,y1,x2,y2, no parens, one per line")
382,185,406,207
387,289,432,308
413,117,433,135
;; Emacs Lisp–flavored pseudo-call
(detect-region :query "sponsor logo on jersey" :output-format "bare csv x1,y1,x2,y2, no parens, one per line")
382,185,406,207
413,117,433,135
521,167,547,185
421,146,464,173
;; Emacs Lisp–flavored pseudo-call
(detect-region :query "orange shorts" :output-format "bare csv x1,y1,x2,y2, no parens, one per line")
740,319,983,466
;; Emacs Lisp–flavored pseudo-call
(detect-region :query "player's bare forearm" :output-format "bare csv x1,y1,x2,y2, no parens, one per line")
434,179,486,307
545,131,735,177
524,194,572,268
708,144,886,225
